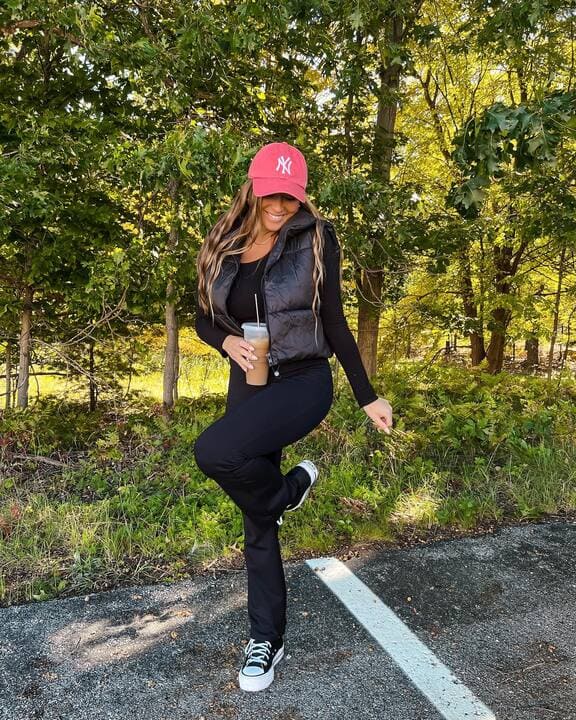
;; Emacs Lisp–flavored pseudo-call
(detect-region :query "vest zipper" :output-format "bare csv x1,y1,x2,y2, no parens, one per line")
260,269,281,378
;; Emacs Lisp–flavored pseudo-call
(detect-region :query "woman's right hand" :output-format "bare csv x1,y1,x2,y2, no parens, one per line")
222,335,259,372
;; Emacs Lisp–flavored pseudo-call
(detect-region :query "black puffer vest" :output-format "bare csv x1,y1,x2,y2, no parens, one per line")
210,207,335,375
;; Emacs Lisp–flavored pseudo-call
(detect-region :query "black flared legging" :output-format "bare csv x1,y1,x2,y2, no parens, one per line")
193,358,333,642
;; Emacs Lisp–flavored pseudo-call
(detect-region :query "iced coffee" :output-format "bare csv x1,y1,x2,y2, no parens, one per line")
241,322,270,386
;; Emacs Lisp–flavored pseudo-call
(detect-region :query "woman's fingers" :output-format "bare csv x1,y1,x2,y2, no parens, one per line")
375,412,392,433
240,340,256,369
238,352,254,371
244,344,258,361
227,337,255,371
242,347,255,370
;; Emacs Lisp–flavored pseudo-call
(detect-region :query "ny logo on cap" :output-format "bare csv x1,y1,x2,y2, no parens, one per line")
275,155,292,175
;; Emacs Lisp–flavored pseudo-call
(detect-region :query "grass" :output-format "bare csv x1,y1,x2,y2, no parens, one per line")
1,347,576,607
33,348,230,403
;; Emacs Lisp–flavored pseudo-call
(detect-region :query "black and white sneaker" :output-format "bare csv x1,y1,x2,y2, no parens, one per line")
277,460,319,526
238,637,284,692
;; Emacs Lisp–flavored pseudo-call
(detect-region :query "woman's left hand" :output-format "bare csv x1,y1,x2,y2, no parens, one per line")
362,397,393,434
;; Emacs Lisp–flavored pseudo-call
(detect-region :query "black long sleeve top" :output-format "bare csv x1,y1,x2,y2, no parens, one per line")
194,232,379,408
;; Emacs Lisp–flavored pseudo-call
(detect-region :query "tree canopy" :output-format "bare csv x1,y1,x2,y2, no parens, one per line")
1,0,575,410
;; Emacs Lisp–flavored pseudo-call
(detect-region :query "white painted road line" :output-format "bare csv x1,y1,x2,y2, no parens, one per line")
306,557,496,720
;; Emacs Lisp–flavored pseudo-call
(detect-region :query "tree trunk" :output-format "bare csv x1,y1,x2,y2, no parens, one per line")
485,205,531,372
163,176,181,418
458,247,486,365
372,24,402,182
547,241,567,380
356,15,403,379
524,337,539,367
17,285,34,408
356,269,384,379
164,280,179,411
485,242,516,373
89,339,97,411
173,335,180,403
486,306,512,373
471,335,485,365
5,339,12,410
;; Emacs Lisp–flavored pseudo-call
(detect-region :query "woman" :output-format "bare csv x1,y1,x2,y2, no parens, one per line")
193,141,393,692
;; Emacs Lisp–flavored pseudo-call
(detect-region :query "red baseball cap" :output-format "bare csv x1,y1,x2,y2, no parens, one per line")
248,142,308,203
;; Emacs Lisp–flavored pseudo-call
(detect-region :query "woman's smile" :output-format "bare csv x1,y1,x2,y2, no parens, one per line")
258,193,301,237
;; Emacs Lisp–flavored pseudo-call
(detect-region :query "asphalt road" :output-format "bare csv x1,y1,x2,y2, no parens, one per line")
1,521,574,719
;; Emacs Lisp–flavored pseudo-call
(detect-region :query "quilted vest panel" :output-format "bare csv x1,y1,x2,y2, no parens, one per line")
209,208,334,370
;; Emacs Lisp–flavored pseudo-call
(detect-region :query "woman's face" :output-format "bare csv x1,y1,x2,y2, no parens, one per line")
259,193,301,235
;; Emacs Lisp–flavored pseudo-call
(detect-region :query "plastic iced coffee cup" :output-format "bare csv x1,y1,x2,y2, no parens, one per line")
241,322,270,386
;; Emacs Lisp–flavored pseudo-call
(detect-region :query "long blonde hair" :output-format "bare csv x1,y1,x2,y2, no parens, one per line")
196,180,329,336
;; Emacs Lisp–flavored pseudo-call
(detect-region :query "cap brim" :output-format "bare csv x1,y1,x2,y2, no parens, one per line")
251,177,307,203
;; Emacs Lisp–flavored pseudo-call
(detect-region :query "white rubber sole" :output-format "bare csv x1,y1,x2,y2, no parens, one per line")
238,645,285,692
285,460,318,512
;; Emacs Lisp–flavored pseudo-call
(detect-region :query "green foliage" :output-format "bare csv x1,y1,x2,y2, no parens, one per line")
2,361,576,605
1,0,576,608
449,93,576,216
461,0,571,49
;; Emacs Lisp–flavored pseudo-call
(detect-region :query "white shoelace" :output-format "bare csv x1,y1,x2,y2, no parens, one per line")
244,639,272,667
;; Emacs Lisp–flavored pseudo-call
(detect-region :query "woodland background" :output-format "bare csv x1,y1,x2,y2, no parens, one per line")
1,1,575,605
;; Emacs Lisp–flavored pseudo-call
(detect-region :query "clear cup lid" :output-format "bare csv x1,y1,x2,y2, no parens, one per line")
241,322,269,338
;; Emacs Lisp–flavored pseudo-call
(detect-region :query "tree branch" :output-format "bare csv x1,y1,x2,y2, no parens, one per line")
1,19,85,48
